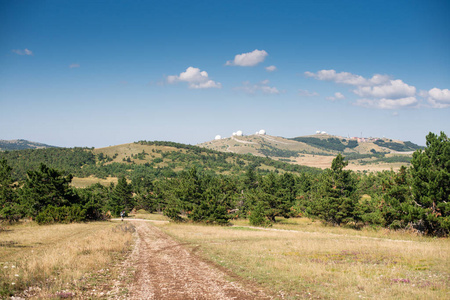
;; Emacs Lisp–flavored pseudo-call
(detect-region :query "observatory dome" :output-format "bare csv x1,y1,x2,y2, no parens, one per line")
236,130,243,136
259,129,266,135
215,135,221,140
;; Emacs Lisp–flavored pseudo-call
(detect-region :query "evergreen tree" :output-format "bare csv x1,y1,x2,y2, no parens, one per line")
19,163,78,217
410,132,450,235
109,176,134,216
312,154,358,225
0,159,21,222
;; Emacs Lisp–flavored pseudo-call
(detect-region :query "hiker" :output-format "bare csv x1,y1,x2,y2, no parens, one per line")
120,210,125,221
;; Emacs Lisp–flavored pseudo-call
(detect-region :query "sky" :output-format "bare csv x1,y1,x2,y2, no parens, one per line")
1,0,449,148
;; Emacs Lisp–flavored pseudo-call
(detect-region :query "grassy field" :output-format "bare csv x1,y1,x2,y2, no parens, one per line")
157,218,450,299
70,175,118,188
128,209,170,221
0,221,134,298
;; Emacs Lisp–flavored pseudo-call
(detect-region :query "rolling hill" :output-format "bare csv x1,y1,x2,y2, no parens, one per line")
197,133,423,171
0,139,57,151
0,141,321,184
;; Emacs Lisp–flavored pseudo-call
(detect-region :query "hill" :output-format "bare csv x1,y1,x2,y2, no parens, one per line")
197,133,423,171
0,139,57,151
0,141,321,183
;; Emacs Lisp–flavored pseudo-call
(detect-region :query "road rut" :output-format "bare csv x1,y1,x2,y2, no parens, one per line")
127,220,271,300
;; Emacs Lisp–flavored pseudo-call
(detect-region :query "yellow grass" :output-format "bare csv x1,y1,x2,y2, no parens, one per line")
129,209,170,221
0,221,134,298
157,219,450,299
70,175,118,188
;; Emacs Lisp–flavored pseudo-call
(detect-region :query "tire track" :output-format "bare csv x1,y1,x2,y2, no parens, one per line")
127,221,271,300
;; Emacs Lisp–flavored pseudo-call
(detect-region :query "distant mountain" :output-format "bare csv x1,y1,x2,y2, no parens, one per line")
197,133,424,171
0,139,57,151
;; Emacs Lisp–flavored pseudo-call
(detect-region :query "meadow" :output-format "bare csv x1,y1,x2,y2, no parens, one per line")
156,217,450,300
0,221,134,298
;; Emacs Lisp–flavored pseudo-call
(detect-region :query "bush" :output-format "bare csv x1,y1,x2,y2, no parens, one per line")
35,205,86,225
249,202,271,227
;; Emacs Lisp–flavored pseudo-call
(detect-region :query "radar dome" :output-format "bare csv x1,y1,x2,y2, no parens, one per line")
236,130,243,136
215,135,221,140
258,129,266,135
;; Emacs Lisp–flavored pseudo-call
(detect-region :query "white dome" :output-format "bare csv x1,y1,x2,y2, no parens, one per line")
316,130,321,134
232,132,237,136
321,131,326,134
215,135,221,140
258,129,266,135
236,130,243,136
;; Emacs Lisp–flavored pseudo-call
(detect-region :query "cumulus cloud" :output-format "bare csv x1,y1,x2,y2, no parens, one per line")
326,92,345,101
235,80,280,95
265,65,277,72
298,89,319,97
226,49,268,67
426,88,450,108
69,63,80,68
12,48,33,56
305,69,390,86
355,97,418,109
305,69,422,109
353,79,416,99
167,67,221,89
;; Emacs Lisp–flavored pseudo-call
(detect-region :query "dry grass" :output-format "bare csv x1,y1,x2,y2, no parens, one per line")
129,209,170,221
70,176,118,188
157,218,450,299
0,221,134,298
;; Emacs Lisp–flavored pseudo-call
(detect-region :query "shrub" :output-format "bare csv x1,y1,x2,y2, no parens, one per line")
35,205,86,225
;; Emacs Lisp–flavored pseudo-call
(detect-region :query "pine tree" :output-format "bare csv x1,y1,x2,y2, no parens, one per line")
410,132,450,235
0,159,21,222
109,176,134,217
19,163,78,217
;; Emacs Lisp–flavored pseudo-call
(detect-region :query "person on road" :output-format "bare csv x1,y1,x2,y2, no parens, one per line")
120,210,125,221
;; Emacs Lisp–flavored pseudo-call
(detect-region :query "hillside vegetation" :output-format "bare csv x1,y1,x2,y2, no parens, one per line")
198,134,423,171
0,132,448,237
0,139,56,151
0,141,320,182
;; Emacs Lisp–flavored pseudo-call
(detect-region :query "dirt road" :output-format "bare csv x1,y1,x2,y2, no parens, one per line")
124,220,271,300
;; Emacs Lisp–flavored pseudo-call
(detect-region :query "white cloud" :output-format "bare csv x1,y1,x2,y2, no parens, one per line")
355,97,418,109
235,80,280,95
426,88,450,108
12,48,33,56
306,69,422,109
69,63,80,68
305,69,390,86
335,92,345,99
326,92,346,101
167,67,221,89
353,79,416,99
226,49,268,67
265,65,277,72
298,89,319,97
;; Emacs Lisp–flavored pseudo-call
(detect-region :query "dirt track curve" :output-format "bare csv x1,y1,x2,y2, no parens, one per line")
125,220,271,300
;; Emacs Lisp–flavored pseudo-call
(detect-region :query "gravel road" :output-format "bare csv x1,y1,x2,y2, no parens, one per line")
126,220,271,300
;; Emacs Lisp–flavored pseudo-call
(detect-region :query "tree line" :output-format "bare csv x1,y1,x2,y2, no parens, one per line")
0,132,448,236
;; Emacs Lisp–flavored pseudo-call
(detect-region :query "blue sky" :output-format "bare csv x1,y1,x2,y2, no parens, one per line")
1,0,449,147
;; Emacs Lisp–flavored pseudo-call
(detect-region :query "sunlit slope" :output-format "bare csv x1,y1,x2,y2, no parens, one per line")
198,134,423,171
0,141,322,183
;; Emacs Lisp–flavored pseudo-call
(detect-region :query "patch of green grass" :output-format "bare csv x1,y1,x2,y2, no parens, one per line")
228,226,260,231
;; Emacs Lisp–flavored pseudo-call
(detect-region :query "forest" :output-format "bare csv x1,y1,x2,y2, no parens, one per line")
0,132,448,236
